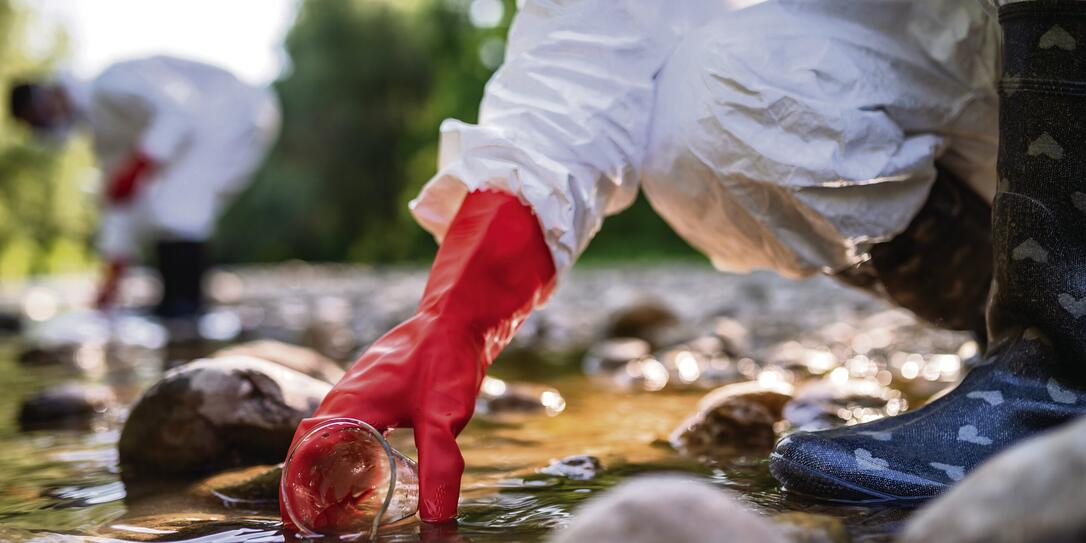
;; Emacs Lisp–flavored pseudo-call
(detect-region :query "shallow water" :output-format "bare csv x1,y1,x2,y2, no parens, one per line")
0,357,911,542
0,265,966,542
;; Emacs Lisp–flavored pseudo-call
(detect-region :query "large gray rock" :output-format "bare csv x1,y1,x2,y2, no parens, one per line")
119,356,330,475
900,416,1086,543
548,475,787,543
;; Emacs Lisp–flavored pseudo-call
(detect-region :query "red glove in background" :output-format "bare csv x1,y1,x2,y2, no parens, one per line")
107,150,156,203
95,259,127,310
280,190,556,526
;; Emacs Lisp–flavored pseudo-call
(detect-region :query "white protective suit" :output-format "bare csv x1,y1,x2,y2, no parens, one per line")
410,0,1000,279
62,56,281,260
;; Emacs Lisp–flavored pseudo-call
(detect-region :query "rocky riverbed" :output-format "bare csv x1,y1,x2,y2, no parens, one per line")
0,263,1078,542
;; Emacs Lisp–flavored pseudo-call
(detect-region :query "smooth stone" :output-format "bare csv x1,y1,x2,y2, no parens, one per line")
0,312,21,335
18,382,116,430
300,320,359,361
538,455,602,480
206,465,282,508
476,377,566,417
900,416,1086,543
548,475,788,543
582,338,652,375
212,340,345,383
604,301,678,346
119,355,330,475
671,382,793,459
770,512,850,543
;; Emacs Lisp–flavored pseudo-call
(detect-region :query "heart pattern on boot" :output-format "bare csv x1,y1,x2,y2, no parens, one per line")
929,462,965,482
854,448,889,471
1039,24,1077,51
1028,133,1065,160
1047,378,1078,404
957,425,993,445
1058,293,1086,318
967,390,1004,406
1012,238,1049,263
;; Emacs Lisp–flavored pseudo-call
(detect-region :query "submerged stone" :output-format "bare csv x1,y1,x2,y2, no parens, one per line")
770,512,850,543
671,382,793,459
900,416,1086,543
538,455,602,480
476,377,566,417
207,465,282,508
119,355,330,475
549,475,787,543
603,301,679,346
18,382,116,430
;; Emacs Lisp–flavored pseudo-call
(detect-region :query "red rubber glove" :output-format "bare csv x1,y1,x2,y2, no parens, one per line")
107,150,156,203
95,259,127,310
281,190,556,526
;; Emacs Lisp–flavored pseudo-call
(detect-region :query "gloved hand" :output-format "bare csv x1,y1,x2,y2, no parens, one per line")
106,150,156,203
280,190,556,526
95,259,127,310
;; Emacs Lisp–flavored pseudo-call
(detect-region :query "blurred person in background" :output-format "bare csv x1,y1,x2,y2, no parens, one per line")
282,0,1086,527
9,55,280,322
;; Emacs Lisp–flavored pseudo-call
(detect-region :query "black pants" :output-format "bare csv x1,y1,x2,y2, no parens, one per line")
836,167,993,344
154,240,207,319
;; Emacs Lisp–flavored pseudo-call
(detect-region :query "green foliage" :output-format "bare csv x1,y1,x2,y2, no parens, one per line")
0,0,96,279
217,0,698,265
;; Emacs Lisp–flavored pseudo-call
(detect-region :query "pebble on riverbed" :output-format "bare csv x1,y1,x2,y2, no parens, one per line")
770,512,850,543
205,465,282,508
548,475,788,543
476,377,567,417
900,416,1086,543
670,382,794,459
538,455,603,480
18,382,116,430
118,355,330,475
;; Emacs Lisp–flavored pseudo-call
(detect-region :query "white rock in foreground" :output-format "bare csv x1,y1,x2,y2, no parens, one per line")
901,416,1086,543
549,475,787,543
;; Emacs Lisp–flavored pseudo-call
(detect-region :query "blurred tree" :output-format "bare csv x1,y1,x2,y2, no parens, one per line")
218,0,698,266
0,0,97,279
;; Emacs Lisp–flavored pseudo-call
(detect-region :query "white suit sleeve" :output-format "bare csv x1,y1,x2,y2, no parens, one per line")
410,0,748,275
93,63,197,162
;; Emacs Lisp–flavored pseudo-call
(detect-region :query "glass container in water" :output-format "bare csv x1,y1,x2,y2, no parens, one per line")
281,418,419,539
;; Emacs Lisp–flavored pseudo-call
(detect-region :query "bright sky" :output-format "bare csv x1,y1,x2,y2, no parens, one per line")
22,0,299,85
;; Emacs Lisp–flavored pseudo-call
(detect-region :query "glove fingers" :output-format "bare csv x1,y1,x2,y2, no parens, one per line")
413,414,465,523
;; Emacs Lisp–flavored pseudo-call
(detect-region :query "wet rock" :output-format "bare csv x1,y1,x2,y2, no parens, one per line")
0,311,21,335
783,378,905,432
207,465,281,507
119,355,330,475
671,382,793,459
770,512,850,543
18,344,79,366
900,416,1086,543
604,301,678,346
212,340,345,383
538,455,602,480
18,383,116,430
301,320,359,361
583,338,652,375
476,377,566,417
549,475,787,543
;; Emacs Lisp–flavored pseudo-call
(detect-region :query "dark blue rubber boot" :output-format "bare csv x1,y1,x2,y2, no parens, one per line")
770,0,1086,504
